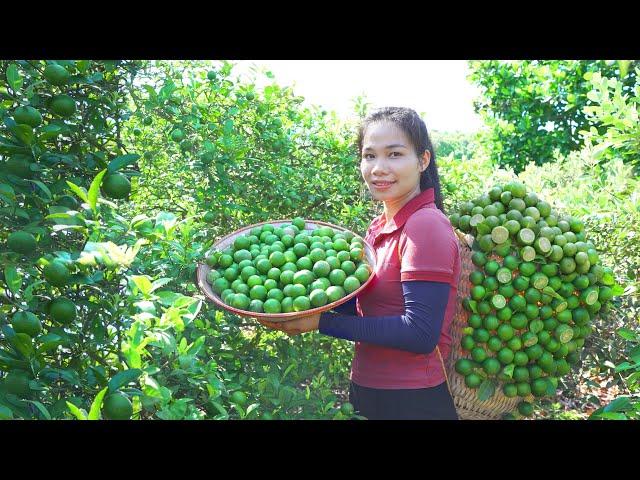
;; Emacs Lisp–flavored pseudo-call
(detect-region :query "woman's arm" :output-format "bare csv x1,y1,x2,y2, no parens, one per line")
330,295,358,316
318,280,450,354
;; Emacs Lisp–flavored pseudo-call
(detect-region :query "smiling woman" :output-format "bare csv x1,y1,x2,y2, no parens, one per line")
259,107,461,420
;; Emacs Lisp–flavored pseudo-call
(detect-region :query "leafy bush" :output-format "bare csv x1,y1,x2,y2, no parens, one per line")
468,60,638,172
581,68,640,173
0,60,367,420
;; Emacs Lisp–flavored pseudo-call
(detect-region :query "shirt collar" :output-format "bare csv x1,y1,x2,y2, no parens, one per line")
370,187,436,238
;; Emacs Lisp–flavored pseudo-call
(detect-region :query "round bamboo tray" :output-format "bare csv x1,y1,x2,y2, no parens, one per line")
447,229,534,420
196,219,377,322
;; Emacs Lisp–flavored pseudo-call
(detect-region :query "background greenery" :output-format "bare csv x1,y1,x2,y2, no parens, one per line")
0,59,637,419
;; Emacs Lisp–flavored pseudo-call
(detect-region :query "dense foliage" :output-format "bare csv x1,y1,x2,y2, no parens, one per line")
468,60,638,172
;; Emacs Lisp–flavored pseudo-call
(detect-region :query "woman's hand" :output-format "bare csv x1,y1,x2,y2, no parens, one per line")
255,313,321,336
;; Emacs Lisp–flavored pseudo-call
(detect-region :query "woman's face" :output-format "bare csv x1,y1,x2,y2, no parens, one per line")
360,121,430,202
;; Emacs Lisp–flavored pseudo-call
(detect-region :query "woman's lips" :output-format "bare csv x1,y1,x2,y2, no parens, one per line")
372,181,395,190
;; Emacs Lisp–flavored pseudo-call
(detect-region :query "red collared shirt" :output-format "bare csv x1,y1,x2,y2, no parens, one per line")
352,187,461,389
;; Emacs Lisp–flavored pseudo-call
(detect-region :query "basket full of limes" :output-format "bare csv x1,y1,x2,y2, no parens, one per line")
197,218,376,321
446,181,618,420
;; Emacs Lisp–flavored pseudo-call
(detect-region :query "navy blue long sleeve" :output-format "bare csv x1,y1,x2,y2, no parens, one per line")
331,295,358,316
319,281,450,354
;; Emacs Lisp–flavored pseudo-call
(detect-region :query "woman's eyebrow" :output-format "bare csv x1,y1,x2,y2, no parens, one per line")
363,144,407,151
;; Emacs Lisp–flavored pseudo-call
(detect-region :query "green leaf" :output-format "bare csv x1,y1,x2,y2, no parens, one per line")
0,183,16,200
6,64,23,91
468,300,478,314
66,402,88,420
156,290,183,306
24,400,52,420
45,213,86,227
88,387,109,420
40,124,63,140
502,364,515,378
617,328,639,342
590,411,627,420
23,280,45,302
108,369,143,393
629,345,640,364
151,277,172,292
602,271,615,286
88,169,107,213
107,154,140,173
281,362,297,382
11,124,34,145
477,379,496,401
186,336,206,356
209,401,228,418
4,265,22,294
610,284,625,297
65,181,89,203
618,60,631,79
125,349,142,369
131,275,153,296
142,85,157,100
27,180,52,201
615,361,640,372
603,396,632,413
9,333,34,358
36,333,64,353
0,405,14,419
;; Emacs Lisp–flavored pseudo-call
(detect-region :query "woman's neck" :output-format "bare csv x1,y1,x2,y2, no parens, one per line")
382,184,422,223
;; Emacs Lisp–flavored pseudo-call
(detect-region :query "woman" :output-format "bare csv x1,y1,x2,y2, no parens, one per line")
259,107,461,420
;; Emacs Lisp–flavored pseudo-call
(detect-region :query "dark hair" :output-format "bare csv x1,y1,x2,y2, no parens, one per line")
356,106,445,213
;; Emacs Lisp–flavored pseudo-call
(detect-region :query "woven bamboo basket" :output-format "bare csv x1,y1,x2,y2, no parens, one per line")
447,229,534,420
196,219,377,322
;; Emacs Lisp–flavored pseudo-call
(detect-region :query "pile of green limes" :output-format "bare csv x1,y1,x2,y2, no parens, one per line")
204,218,372,314
449,182,618,418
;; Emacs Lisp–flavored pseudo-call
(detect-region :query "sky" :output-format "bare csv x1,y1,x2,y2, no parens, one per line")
231,60,484,133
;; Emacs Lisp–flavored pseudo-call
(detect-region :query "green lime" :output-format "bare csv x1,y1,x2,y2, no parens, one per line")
510,313,528,330
455,359,474,376
249,285,267,301
471,346,488,363
249,300,264,313
497,347,515,364
503,383,518,398
329,269,347,286
11,311,42,337
281,297,294,313
103,393,133,420
507,336,523,351
465,373,482,389
310,289,329,307
485,261,500,276
337,250,351,263
483,315,500,331
326,286,346,303
497,324,514,341
354,266,371,283
44,260,70,287
483,358,502,376
231,294,251,310
263,299,282,313
293,296,311,312
461,335,475,351
343,276,361,294
288,284,307,298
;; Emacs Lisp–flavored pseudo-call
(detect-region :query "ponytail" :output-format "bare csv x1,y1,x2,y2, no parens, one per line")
419,145,445,214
